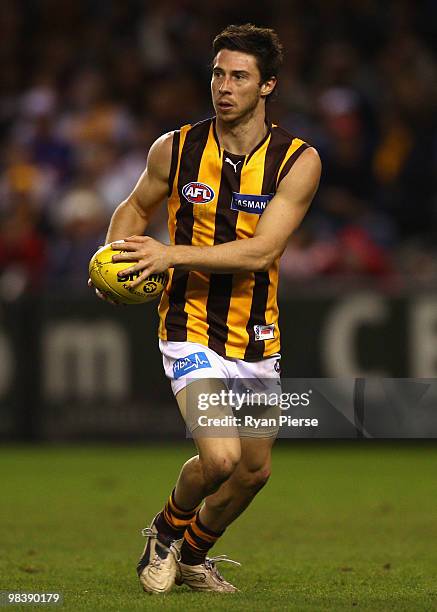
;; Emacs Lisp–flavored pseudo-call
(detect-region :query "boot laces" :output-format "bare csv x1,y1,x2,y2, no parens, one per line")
205,555,241,582
206,555,241,567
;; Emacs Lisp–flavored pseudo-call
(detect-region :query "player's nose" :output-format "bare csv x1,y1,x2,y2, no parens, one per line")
218,77,232,93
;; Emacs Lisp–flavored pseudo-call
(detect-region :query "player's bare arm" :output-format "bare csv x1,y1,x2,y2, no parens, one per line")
113,146,321,286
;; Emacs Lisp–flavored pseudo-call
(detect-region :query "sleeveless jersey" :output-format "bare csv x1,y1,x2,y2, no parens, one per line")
158,117,309,361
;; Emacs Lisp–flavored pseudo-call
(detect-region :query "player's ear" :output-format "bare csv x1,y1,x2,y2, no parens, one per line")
260,77,276,98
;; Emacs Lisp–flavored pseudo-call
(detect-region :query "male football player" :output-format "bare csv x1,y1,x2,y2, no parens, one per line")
90,23,321,593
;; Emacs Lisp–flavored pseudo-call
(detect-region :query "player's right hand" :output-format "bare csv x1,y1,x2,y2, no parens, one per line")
87,278,119,305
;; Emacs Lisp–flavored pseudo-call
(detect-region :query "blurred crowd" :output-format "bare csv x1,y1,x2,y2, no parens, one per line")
1,0,437,299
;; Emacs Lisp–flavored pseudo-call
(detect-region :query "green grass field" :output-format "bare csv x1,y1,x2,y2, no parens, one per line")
1,442,437,611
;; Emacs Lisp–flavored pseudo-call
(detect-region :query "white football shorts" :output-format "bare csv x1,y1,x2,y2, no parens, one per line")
159,340,282,437
159,339,281,397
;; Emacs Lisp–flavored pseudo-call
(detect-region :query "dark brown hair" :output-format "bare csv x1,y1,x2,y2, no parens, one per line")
212,23,283,85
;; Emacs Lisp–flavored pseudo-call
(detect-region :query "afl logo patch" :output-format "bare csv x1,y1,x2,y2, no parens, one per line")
182,182,215,204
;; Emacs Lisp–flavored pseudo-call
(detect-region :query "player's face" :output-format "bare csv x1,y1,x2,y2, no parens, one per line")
211,49,275,124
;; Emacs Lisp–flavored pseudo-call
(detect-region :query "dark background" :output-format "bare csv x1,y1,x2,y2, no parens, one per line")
0,0,436,439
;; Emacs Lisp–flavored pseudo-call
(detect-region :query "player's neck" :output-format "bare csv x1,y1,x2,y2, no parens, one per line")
215,106,268,156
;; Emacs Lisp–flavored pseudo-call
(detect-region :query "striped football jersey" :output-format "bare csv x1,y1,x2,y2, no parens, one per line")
158,117,309,360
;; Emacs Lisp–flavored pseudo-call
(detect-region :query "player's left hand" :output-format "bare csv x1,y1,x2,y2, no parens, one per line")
111,236,171,288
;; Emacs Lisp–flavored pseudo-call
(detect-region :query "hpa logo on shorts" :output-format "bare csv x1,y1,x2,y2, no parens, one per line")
173,351,212,380
182,182,215,204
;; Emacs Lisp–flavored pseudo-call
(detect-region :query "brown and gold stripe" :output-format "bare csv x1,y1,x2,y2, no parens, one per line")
164,119,211,341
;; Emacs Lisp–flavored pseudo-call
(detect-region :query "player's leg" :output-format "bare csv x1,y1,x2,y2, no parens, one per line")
175,379,241,505
179,435,274,555
175,435,275,592
198,435,274,531
137,377,241,594
189,357,280,534
174,354,280,592
154,378,241,540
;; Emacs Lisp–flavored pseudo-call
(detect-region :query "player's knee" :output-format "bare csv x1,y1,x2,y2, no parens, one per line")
239,465,271,493
201,452,240,489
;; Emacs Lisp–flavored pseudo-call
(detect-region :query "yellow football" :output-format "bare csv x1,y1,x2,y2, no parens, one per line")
89,243,168,304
